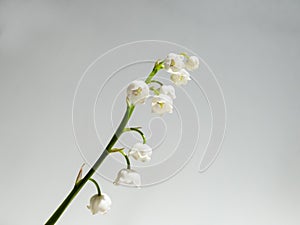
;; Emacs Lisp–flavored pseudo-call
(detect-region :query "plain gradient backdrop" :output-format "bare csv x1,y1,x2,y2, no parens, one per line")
0,0,299,225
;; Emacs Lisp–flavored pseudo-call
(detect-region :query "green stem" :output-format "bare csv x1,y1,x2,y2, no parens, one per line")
123,127,147,144
45,104,134,225
108,148,131,169
150,86,160,95
89,178,101,196
145,61,164,84
119,150,131,169
149,80,163,86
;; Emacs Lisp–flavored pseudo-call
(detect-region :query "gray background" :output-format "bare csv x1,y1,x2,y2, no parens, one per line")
0,0,299,224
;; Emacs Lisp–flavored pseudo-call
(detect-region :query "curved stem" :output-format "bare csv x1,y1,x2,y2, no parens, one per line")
108,148,131,169
149,80,163,86
88,178,101,196
150,86,160,95
123,127,146,144
119,150,131,169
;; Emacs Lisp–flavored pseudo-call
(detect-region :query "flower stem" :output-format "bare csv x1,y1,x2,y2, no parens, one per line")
89,178,102,196
150,86,160,95
145,61,164,84
45,104,134,225
123,127,147,144
45,59,161,224
149,79,163,86
119,150,131,169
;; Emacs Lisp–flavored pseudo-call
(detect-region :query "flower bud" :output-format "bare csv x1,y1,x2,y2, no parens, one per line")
185,56,199,71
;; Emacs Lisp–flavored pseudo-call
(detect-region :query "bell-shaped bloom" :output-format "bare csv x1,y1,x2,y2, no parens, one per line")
129,143,152,162
151,94,173,115
114,168,141,187
185,56,200,71
164,53,185,74
159,85,176,99
87,193,112,215
170,69,191,86
127,80,150,105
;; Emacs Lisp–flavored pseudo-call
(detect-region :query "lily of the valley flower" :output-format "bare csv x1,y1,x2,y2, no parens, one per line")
159,85,176,99
114,168,141,187
164,53,185,74
129,143,152,162
185,56,200,71
127,80,150,105
170,69,191,86
87,194,112,215
152,94,173,115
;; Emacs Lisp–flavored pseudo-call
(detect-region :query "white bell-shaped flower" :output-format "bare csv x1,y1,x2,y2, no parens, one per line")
151,94,173,115
127,80,150,105
114,168,141,187
164,53,185,74
170,69,191,86
129,143,152,162
87,194,112,215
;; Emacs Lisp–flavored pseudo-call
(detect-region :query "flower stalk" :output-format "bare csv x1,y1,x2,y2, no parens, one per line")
145,61,164,84
45,51,201,224
89,178,102,196
44,60,164,225
123,127,147,144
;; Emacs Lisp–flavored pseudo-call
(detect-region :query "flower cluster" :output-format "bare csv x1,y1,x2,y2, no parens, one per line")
127,52,199,115
112,53,199,186
87,52,199,216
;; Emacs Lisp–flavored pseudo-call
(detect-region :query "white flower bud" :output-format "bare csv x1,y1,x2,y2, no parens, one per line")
185,56,199,71
127,80,149,105
87,194,112,215
129,143,152,162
